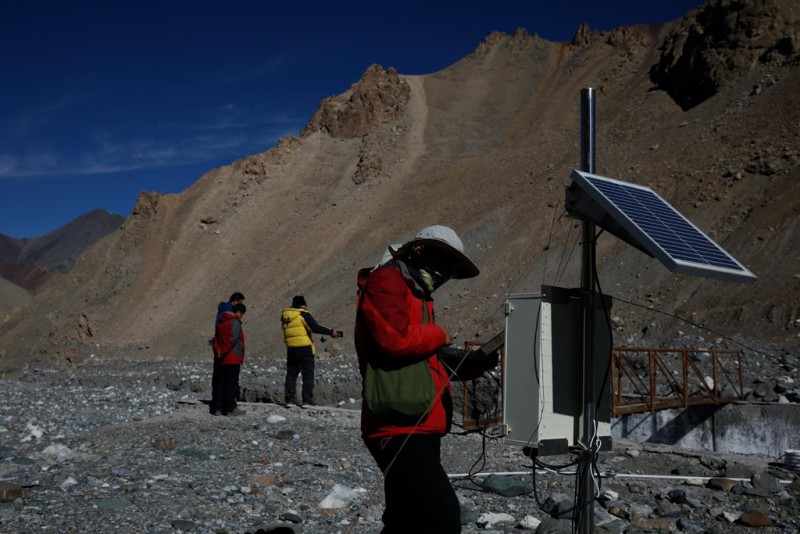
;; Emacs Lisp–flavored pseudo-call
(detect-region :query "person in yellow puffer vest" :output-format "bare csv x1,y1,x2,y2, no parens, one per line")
281,295,342,407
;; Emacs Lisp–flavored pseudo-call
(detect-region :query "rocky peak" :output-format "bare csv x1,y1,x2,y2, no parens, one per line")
650,0,800,109
301,64,410,139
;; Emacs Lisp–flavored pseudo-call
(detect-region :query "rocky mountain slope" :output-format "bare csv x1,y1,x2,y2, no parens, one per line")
0,210,125,298
0,0,798,373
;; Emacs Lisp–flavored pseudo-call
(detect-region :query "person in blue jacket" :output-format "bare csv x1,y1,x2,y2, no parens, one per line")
210,292,245,415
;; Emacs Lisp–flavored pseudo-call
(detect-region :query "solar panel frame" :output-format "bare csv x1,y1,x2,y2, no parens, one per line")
570,170,757,284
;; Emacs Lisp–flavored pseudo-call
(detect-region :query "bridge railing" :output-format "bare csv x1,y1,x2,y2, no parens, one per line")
611,347,744,416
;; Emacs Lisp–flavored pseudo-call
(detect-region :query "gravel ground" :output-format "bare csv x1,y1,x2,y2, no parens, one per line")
1,354,798,533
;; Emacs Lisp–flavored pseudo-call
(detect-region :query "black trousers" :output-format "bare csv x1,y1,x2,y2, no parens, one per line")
365,433,461,534
285,352,315,404
210,361,240,414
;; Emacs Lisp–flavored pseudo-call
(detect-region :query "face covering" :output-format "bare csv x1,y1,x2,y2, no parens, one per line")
418,269,436,293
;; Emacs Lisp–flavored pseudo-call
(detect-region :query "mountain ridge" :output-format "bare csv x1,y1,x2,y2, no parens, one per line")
0,0,798,372
0,209,124,317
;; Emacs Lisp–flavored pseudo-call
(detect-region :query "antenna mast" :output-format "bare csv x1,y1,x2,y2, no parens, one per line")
578,87,597,534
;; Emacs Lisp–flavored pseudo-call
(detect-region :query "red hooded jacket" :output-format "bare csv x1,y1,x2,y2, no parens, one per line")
355,261,452,440
214,311,245,365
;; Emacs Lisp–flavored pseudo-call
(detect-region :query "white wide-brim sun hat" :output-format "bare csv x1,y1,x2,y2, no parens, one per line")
390,225,479,279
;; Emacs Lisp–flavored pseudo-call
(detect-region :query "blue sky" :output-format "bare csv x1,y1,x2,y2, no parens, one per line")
0,1,702,238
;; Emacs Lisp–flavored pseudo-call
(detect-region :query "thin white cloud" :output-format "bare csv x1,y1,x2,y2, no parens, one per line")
167,55,288,95
1,90,84,138
225,56,287,84
0,125,292,178
158,104,303,132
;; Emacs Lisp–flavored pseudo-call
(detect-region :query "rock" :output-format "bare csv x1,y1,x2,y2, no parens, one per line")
724,463,756,478
722,510,741,522
677,518,704,533
267,414,287,423
459,507,480,526
38,444,75,462
248,474,278,487
59,477,78,491
254,523,301,533
744,471,782,497
607,506,630,520
275,430,296,440
736,510,774,527
654,502,683,517
176,447,212,461
1,355,798,532
597,519,629,534
707,478,738,492
476,512,516,528
0,482,27,503
481,474,530,497
97,497,133,512
518,515,541,530
600,489,620,501
318,484,361,509
536,517,572,534
628,502,654,518
629,516,677,531
280,512,302,523
542,493,571,515
153,437,176,450
170,519,197,531
625,448,640,458
552,499,575,519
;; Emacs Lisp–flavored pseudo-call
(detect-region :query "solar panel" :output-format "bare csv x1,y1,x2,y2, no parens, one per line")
569,170,757,284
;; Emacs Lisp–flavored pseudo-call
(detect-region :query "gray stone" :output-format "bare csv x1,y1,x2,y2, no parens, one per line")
677,518,704,533
176,447,212,461
732,481,752,495
597,518,629,534
542,493,571,515
460,507,480,526
170,519,196,531
279,512,302,523
724,463,756,478
481,474,530,497
654,503,684,517
536,517,572,534
97,497,133,512
628,502,654,518
255,524,301,533
750,471,781,494
553,499,574,519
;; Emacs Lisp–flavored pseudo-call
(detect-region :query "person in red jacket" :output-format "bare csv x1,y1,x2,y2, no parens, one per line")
355,225,479,534
210,303,247,416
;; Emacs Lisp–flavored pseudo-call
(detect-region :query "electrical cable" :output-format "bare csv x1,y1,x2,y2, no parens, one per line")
554,222,580,287
541,200,562,284
611,294,779,360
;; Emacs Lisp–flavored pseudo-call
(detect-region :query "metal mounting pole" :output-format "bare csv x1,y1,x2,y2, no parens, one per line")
578,87,597,534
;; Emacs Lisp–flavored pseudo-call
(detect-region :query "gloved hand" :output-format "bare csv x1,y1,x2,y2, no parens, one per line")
437,345,499,382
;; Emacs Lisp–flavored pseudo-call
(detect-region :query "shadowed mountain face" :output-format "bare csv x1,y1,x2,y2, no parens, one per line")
0,210,125,313
0,0,798,371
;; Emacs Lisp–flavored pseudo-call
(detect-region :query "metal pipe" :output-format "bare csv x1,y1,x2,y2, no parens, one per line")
448,470,793,485
578,87,597,534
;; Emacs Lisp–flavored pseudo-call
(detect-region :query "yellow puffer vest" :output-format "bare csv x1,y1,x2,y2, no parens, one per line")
281,308,314,352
